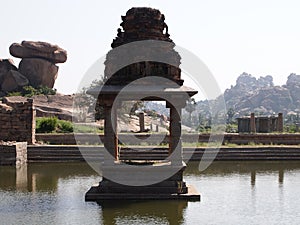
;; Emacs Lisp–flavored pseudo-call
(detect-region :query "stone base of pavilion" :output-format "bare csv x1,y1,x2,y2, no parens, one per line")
85,160,200,202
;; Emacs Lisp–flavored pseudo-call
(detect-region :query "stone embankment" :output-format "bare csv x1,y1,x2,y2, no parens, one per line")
25,145,300,162
36,133,300,145
0,142,27,166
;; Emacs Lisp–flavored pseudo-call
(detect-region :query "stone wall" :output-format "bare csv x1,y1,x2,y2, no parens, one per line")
0,97,35,144
0,142,27,166
36,133,300,145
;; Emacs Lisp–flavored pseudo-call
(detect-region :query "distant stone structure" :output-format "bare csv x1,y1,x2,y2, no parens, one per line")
237,113,283,133
0,97,35,144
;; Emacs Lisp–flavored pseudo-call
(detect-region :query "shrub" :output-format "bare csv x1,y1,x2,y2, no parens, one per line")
37,85,57,95
57,120,73,133
225,124,238,133
22,85,38,97
6,91,22,97
36,117,105,133
5,85,56,98
36,117,58,133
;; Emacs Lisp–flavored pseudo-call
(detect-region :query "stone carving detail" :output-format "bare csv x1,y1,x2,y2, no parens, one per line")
104,7,183,86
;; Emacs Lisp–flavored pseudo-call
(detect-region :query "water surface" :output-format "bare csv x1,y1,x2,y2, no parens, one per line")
0,161,300,224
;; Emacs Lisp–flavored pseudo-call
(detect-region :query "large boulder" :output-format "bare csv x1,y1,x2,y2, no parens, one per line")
0,59,18,83
19,58,58,88
9,41,67,64
1,70,29,92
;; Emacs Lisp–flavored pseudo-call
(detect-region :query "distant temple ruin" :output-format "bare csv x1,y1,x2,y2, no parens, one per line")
237,113,283,133
86,7,200,201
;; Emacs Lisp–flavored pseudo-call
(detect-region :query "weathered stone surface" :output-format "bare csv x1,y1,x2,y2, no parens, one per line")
1,70,29,92
0,59,17,82
105,7,183,86
21,40,59,53
0,98,35,144
19,58,58,88
9,41,67,63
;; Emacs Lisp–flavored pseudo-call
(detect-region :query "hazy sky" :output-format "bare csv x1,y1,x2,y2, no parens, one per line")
1,0,300,99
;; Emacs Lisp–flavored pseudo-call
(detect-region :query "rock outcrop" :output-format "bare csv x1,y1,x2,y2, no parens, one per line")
1,70,29,92
0,59,26,95
0,59,17,74
9,41,67,64
0,59,18,82
19,58,58,88
0,41,67,93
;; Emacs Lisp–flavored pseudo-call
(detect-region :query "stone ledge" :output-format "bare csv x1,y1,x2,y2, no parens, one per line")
0,142,27,166
85,184,200,201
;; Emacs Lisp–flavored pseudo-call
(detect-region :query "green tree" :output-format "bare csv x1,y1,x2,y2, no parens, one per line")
185,98,197,126
227,107,235,124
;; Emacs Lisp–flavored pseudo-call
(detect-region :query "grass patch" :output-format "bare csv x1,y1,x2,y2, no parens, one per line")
73,124,103,133
36,117,104,133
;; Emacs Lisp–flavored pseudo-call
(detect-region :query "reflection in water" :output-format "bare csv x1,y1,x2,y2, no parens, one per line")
1,161,300,192
0,161,300,192
251,171,256,186
99,200,187,225
185,160,300,187
1,161,300,224
0,163,99,192
279,170,284,184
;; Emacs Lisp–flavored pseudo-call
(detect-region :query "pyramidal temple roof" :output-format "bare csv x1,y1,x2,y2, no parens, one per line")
104,7,184,86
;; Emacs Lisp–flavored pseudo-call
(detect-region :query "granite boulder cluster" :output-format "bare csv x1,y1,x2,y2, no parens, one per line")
0,41,67,96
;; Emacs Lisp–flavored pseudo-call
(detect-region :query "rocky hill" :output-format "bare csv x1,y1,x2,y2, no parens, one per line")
194,73,300,120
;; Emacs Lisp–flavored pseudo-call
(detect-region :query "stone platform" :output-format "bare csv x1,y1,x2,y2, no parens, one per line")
85,160,200,202
85,184,200,201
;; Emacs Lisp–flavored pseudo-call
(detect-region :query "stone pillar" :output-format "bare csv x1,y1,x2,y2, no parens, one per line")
104,104,118,161
250,113,256,133
168,102,183,165
139,112,145,132
277,113,283,132
267,117,271,133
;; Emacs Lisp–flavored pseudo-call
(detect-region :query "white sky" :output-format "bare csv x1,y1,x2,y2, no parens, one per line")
1,0,300,100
